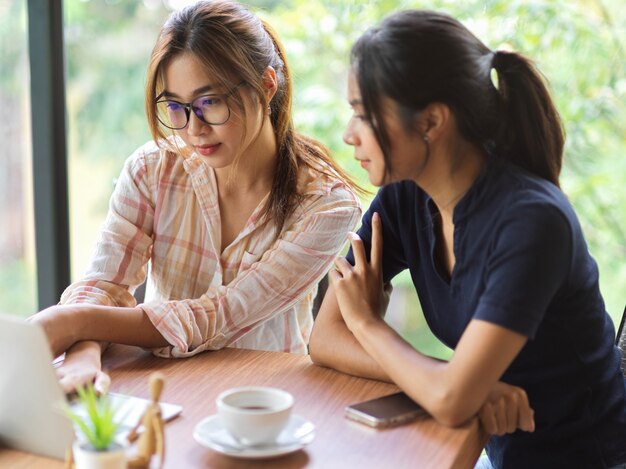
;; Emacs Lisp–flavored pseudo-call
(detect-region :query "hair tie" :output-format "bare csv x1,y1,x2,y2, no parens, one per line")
489,51,500,91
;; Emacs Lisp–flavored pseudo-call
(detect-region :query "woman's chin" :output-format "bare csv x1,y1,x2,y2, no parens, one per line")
368,173,388,187
362,170,377,186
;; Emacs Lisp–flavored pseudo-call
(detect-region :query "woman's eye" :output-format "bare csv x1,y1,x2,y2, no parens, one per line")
199,97,222,107
166,102,183,111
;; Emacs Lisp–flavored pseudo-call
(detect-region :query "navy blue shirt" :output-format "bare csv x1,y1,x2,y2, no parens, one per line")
348,160,626,468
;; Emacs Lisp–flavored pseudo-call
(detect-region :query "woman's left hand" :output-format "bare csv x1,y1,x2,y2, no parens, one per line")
330,212,391,331
29,304,81,358
478,381,535,435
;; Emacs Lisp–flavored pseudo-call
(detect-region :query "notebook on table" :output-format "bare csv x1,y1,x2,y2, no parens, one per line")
0,314,182,460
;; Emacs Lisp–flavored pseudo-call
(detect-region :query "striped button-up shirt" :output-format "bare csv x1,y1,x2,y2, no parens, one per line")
60,140,361,356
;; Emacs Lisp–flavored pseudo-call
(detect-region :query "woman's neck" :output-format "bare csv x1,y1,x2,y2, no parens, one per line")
417,138,486,219
214,117,278,195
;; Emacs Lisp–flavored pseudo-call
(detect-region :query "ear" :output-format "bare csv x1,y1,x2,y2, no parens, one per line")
416,102,451,142
262,66,278,104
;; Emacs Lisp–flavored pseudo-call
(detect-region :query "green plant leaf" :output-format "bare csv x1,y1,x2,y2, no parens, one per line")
63,383,122,451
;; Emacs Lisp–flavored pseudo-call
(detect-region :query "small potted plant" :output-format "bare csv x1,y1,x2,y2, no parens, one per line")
65,383,127,469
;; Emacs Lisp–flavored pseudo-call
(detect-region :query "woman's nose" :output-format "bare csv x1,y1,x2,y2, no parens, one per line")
186,111,208,136
343,123,357,146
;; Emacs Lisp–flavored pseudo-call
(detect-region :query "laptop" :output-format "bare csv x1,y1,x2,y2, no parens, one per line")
0,314,182,460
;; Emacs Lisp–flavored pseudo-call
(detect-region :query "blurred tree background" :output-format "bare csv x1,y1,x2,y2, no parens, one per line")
1,0,624,359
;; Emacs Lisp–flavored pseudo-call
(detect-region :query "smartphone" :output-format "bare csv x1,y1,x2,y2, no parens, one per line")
345,392,427,429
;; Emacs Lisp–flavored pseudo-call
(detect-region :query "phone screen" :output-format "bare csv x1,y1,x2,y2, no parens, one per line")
345,392,427,428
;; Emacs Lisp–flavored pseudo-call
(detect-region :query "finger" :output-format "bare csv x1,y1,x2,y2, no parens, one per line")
479,403,497,434
505,393,518,434
334,257,354,277
383,282,393,295
329,266,342,284
94,371,111,396
59,376,75,395
517,390,535,432
347,232,367,270
370,212,383,272
494,397,507,436
59,374,83,395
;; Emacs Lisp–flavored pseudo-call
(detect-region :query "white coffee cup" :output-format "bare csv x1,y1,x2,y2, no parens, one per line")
216,386,294,446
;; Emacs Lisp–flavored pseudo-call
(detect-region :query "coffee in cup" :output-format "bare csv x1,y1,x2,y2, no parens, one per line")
216,386,294,446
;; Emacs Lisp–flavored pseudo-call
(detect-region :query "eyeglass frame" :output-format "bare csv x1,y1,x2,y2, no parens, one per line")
154,81,246,130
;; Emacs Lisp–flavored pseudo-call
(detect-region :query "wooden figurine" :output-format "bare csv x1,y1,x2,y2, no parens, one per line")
126,372,166,469
65,447,74,469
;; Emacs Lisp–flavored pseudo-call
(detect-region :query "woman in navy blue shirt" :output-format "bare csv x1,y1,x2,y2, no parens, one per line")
309,10,626,469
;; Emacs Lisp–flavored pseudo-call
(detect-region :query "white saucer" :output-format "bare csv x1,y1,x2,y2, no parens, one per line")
193,414,315,459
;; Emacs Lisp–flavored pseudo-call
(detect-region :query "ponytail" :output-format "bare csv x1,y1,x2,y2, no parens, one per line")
492,51,564,186
260,19,366,230
257,19,300,231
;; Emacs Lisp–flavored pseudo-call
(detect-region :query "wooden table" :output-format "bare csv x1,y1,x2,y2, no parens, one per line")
0,345,488,468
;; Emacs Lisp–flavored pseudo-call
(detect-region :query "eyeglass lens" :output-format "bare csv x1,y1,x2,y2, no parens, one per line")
156,94,230,129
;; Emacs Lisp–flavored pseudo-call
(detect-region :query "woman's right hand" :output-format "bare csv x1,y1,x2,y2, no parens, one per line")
29,304,82,358
56,341,110,395
478,381,535,435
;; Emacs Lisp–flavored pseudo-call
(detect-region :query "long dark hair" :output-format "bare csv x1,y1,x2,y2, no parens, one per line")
146,0,362,229
351,10,564,186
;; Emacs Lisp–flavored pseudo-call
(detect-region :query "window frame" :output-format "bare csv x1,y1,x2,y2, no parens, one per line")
27,0,71,309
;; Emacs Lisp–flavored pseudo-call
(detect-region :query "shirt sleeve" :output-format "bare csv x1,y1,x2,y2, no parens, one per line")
474,203,572,339
60,147,155,308
141,184,361,357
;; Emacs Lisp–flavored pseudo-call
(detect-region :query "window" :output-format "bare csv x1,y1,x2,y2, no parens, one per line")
64,1,168,279
0,0,37,317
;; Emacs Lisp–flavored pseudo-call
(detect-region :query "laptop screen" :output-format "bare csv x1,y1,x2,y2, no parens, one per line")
0,314,75,460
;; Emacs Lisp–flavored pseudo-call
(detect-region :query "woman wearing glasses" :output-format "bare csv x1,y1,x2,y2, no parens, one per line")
309,9,626,469
33,0,360,393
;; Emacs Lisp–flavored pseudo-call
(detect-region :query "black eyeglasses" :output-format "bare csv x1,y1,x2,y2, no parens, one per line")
155,82,245,130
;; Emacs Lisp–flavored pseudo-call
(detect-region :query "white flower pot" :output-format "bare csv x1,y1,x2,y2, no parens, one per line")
72,441,127,469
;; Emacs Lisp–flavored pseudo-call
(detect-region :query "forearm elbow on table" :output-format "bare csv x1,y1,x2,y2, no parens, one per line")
308,325,352,372
308,330,329,366
426,389,480,428
308,350,328,368
432,407,475,428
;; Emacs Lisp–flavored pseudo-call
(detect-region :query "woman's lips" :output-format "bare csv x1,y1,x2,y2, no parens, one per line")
196,143,221,156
